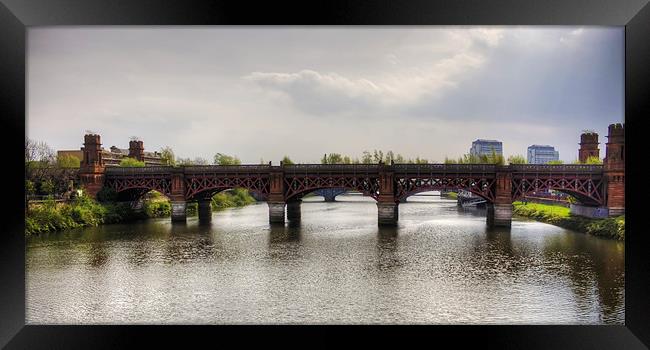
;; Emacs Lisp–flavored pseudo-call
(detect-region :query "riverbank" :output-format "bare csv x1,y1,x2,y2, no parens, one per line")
512,201,624,240
442,191,458,199
25,189,257,235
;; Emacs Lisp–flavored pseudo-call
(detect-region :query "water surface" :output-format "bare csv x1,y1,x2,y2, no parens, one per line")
26,194,624,324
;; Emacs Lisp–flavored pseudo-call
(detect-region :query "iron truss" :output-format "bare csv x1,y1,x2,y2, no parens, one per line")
104,175,172,197
284,175,380,200
184,175,270,200
395,176,496,201
511,174,604,206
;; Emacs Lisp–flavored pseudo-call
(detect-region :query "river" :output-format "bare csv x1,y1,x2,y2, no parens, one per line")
26,193,625,324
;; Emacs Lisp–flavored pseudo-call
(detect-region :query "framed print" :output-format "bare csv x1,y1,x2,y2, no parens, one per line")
1,0,649,348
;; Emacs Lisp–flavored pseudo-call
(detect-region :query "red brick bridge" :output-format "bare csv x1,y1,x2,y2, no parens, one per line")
79,124,624,227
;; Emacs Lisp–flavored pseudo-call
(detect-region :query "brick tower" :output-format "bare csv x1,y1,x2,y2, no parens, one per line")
603,123,625,216
578,132,599,163
79,133,106,198
128,140,145,162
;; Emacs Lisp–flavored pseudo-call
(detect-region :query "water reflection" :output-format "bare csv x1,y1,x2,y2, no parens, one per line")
26,195,624,324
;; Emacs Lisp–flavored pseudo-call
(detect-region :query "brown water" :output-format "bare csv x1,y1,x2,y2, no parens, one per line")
26,194,625,324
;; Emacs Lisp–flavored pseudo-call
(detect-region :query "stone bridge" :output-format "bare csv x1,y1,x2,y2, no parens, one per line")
78,123,624,227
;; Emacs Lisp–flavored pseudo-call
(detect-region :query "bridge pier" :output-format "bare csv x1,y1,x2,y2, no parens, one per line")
198,199,212,223
171,201,187,222
377,202,399,225
486,203,512,227
268,202,286,224
287,200,301,222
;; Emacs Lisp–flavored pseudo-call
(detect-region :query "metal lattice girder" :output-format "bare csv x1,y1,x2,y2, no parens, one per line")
284,174,380,200
100,163,606,205
184,174,270,200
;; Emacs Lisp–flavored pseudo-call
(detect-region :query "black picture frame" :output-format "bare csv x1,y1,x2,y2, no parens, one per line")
2,0,649,348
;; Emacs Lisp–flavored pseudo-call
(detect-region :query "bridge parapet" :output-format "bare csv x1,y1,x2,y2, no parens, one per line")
283,164,380,174
105,166,175,175
393,163,497,174
183,164,273,174
509,164,603,173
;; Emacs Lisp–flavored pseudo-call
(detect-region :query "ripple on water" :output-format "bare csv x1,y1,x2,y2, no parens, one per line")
26,195,624,324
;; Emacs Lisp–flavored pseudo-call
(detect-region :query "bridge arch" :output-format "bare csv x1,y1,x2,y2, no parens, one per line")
185,186,267,202
511,177,604,206
399,186,493,203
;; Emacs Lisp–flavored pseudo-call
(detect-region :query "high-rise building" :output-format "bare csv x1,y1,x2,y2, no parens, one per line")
527,145,559,164
470,139,503,157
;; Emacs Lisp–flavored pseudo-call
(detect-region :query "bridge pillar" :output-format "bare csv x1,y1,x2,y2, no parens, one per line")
170,170,187,222
604,123,625,216
287,200,301,222
377,165,398,225
487,169,513,227
198,199,212,223
268,168,286,224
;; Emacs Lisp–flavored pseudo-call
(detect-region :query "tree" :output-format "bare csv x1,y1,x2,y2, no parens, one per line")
584,156,602,164
444,156,457,164
372,150,384,163
507,155,527,164
547,160,564,165
160,146,176,166
361,151,373,164
214,153,241,165
119,157,145,167
57,154,81,168
326,153,344,164
40,179,55,195
25,180,36,196
281,156,294,165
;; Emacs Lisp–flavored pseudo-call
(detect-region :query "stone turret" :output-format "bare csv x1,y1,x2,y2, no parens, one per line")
128,140,145,161
578,132,599,163
79,133,106,198
604,123,625,216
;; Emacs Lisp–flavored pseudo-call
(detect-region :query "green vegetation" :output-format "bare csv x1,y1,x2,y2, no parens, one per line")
56,154,81,168
319,150,429,164
546,160,564,165
281,156,294,165
119,157,145,167
211,188,256,210
444,148,505,165
26,187,257,235
160,146,176,166
214,153,241,165
442,191,458,199
572,156,602,164
513,201,624,240
25,195,143,235
507,155,527,164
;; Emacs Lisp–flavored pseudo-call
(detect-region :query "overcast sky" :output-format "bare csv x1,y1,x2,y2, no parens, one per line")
27,26,623,163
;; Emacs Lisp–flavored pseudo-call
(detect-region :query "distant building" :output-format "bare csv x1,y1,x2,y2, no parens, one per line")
527,145,559,164
470,139,503,157
58,140,164,167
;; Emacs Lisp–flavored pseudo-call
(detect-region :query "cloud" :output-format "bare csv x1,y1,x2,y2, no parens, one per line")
242,28,503,116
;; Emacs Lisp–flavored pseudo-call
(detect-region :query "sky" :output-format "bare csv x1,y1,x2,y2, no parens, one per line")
27,26,624,163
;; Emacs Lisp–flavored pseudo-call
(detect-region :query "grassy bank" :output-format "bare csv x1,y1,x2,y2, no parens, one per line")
26,188,257,235
26,196,146,235
512,201,624,240
442,191,458,199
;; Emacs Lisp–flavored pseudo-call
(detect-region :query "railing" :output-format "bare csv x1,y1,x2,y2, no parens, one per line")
509,164,603,173
283,164,380,173
393,163,497,173
102,163,605,176
104,166,174,175
182,164,272,173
